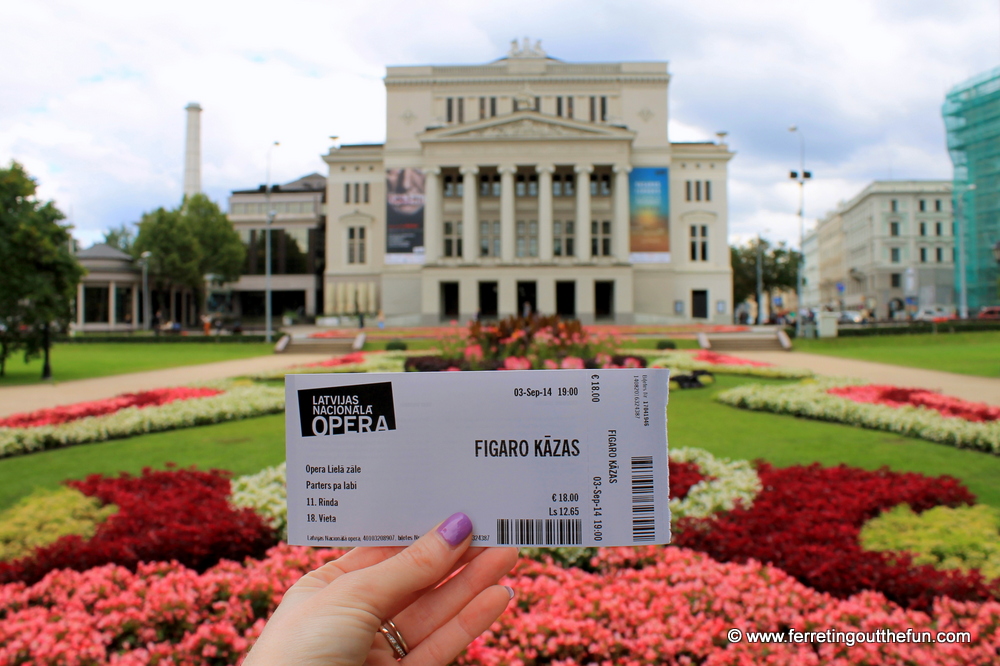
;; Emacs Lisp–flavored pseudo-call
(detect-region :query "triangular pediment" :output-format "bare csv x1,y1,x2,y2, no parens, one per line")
420,111,635,142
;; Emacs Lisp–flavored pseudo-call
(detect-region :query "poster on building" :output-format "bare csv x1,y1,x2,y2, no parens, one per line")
629,167,670,263
385,168,425,263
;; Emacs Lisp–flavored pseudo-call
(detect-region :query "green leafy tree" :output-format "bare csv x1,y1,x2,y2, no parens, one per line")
0,161,84,378
730,238,802,314
102,223,136,254
132,194,244,316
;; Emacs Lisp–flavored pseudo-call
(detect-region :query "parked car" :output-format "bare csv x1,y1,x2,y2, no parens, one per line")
837,311,864,324
977,306,1000,320
914,307,955,322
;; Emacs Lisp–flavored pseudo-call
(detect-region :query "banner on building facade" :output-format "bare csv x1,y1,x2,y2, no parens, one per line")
385,168,425,263
629,167,670,263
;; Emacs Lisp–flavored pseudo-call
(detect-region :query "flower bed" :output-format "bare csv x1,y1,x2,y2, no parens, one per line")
830,384,1000,423
674,461,998,610
668,447,761,521
648,350,813,378
0,488,117,562
717,378,1000,454
231,463,288,541
251,351,408,380
5,544,998,665
0,467,277,586
0,382,284,459
0,387,222,429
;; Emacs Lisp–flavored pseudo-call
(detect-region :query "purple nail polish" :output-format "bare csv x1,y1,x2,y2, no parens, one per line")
437,512,472,547
504,585,515,599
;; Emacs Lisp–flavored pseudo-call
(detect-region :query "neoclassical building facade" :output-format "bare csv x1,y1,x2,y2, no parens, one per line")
323,41,733,324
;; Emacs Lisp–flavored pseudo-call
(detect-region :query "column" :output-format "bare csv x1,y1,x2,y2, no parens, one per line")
536,164,554,261
131,283,139,329
77,283,84,328
575,164,593,261
613,164,632,263
499,165,516,262
460,166,479,262
423,167,442,262
305,284,316,316
109,281,116,328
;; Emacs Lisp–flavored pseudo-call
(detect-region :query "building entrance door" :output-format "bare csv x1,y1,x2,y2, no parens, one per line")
478,281,498,319
692,290,708,319
440,282,459,319
556,281,576,318
517,281,537,318
595,281,614,320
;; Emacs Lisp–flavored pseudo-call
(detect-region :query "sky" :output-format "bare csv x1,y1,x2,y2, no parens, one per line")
2,0,998,249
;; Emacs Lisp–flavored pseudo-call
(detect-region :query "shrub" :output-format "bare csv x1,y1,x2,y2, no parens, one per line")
861,504,1000,581
0,487,117,562
0,467,277,586
384,338,408,351
674,461,996,610
655,339,676,349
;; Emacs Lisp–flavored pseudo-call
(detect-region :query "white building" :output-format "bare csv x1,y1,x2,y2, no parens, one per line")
322,40,733,325
833,181,954,318
801,228,821,310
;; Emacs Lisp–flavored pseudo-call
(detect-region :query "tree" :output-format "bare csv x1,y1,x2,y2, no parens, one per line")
0,161,84,378
730,238,802,314
132,194,244,314
102,223,136,254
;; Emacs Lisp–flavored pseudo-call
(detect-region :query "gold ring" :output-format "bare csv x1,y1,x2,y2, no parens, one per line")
379,619,409,660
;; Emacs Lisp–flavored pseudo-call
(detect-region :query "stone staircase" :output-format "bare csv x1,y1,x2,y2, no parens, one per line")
279,334,361,355
698,328,791,352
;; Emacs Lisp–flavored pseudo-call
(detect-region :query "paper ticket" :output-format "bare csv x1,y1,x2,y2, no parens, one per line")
285,368,670,547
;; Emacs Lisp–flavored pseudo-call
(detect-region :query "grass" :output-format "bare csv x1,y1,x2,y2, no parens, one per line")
0,343,273,386
793,331,1000,378
670,375,1000,508
2,374,999,512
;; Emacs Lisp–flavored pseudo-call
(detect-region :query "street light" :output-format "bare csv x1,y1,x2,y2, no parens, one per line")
956,183,976,319
789,125,811,334
265,141,280,343
140,251,152,331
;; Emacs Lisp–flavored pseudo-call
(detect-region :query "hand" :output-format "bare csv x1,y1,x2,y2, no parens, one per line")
243,513,518,666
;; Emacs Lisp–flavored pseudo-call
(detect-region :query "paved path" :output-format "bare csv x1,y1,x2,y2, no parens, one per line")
0,354,328,418
733,351,1000,406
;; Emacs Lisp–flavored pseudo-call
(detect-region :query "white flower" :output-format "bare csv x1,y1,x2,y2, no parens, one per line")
231,462,288,540
670,447,762,521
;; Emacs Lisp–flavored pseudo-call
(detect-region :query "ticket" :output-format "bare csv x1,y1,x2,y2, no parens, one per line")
285,368,670,548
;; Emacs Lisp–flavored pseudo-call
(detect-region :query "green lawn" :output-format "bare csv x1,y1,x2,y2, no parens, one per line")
2,374,999,512
0,342,273,386
794,331,1000,377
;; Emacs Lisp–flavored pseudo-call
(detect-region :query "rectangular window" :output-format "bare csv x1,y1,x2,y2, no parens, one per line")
935,199,942,212
354,183,360,204
457,98,464,123
480,220,500,257
515,175,526,197
564,174,574,197
920,222,926,236
589,96,596,121
590,220,612,257
443,221,462,257
512,98,518,112
479,97,486,120
535,96,540,111
516,220,538,258
347,227,366,264
490,97,497,117
685,181,691,202
590,174,597,196
115,286,133,324
553,220,575,257
444,176,454,198
446,98,453,123
363,183,369,204
84,286,110,323
552,175,562,197
599,174,610,196
556,97,563,117
480,175,490,197
567,97,574,118
695,181,702,201
920,247,927,262
890,247,901,263
891,273,901,288
919,199,926,212
600,96,607,121
936,247,943,263
890,221,900,236
528,175,537,197
705,181,711,202
891,199,898,212
344,183,350,203
935,222,942,236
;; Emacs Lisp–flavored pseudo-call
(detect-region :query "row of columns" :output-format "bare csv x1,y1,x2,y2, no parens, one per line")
75,281,139,328
423,164,632,264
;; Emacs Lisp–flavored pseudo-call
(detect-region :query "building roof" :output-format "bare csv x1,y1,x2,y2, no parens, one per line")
231,172,327,195
76,244,133,261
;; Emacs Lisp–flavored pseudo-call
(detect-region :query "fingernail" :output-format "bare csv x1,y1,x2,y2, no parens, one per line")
437,512,472,547
504,585,515,599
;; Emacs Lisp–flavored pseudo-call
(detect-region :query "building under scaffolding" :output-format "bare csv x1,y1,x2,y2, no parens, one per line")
943,65,1000,312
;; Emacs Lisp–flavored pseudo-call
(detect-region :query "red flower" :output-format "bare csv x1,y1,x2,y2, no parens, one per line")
829,384,1000,422
303,352,367,368
693,350,772,367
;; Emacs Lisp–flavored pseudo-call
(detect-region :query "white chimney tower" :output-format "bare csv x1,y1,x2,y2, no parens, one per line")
183,102,202,197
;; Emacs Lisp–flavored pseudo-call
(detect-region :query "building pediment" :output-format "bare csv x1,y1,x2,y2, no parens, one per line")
419,112,635,143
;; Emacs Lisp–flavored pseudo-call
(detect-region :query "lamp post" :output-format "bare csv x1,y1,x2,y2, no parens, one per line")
956,183,976,319
140,251,152,331
265,141,279,343
789,126,811,335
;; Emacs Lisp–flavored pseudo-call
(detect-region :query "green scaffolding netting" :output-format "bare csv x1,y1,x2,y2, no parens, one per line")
944,65,1000,311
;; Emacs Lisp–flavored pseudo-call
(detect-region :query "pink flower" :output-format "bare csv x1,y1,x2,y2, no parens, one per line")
464,344,484,361
693,350,772,367
445,366,462,372
828,384,1000,422
543,359,559,369
560,357,585,370
502,356,531,370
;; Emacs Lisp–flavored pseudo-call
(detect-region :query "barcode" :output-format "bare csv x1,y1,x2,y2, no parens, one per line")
496,518,583,545
631,455,655,542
